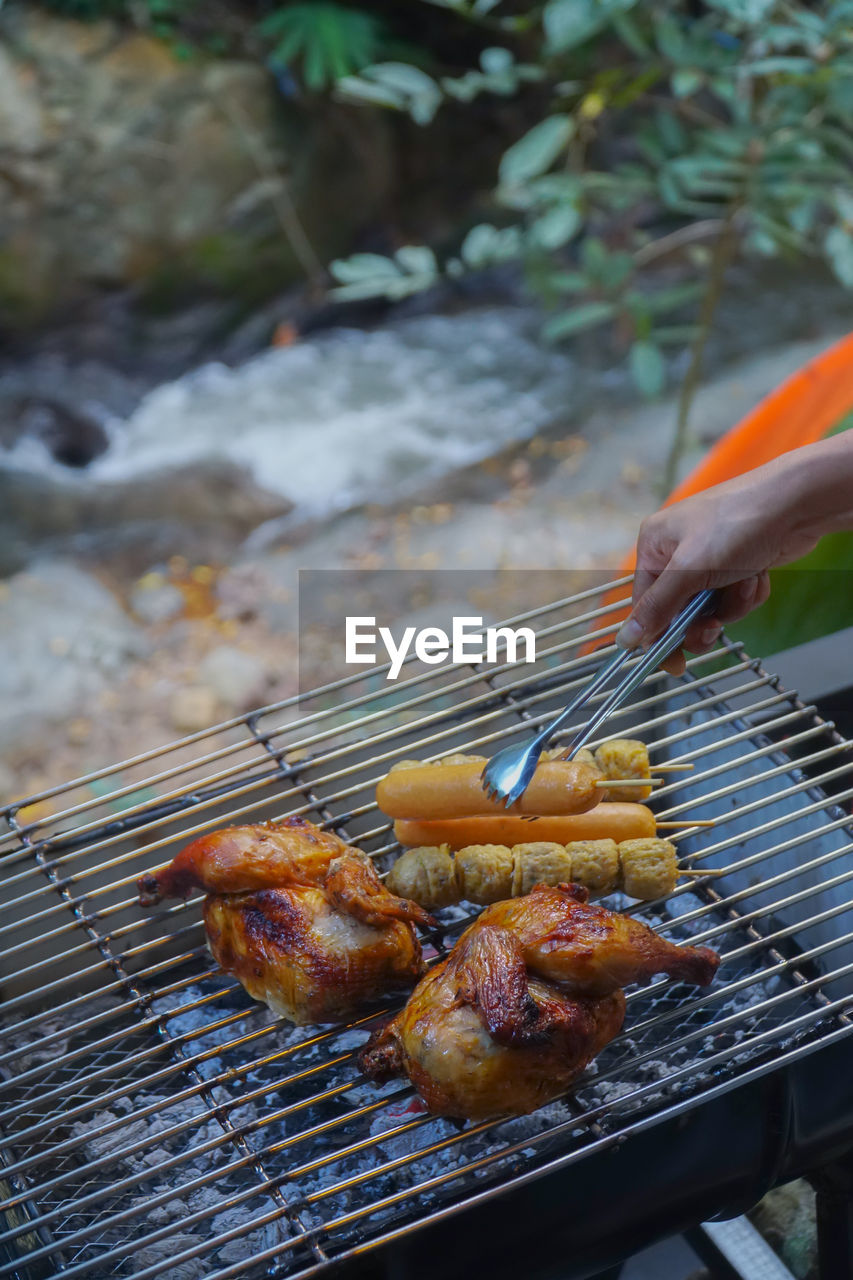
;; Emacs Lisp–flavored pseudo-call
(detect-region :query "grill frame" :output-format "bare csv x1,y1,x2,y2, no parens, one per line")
2,574,853,1280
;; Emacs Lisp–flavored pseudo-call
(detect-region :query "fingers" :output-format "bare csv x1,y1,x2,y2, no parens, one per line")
662,571,772,674
617,567,703,650
713,574,768,624
660,647,687,677
661,616,721,675
683,617,723,654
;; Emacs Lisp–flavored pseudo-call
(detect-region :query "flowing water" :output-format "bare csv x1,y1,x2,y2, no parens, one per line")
2,272,850,570
1,309,585,526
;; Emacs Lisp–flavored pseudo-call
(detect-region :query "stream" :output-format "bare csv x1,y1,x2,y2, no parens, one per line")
1,269,850,574
0,307,591,571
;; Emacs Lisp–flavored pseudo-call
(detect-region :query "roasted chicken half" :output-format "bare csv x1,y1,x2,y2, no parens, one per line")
138,817,436,1025
477,881,719,996
360,882,719,1118
362,923,625,1119
137,816,352,904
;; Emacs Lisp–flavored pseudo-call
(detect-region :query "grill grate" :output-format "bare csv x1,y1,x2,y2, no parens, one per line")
2,575,853,1279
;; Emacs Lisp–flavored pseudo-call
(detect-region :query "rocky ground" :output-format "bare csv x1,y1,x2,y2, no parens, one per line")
2,318,847,816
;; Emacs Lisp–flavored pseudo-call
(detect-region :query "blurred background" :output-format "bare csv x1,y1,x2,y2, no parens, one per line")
2,3,853,1275
2,0,852,825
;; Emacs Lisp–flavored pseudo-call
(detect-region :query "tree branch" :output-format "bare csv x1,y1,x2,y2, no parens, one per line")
661,202,742,497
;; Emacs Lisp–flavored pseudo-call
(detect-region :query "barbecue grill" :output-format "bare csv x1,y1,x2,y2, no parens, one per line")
3,573,853,1280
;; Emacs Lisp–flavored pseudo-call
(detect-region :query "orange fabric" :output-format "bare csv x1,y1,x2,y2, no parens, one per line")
585,329,853,649
663,329,853,509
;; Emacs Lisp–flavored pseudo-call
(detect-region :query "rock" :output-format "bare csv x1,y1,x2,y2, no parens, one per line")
216,562,295,631
196,645,268,711
169,686,218,733
0,395,109,468
130,576,185,625
0,8,393,327
0,460,292,577
0,560,147,753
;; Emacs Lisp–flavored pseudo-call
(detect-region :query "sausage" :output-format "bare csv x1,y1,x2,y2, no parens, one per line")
377,759,602,820
394,803,657,850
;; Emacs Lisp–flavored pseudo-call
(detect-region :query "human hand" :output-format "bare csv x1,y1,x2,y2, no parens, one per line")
616,468,823,675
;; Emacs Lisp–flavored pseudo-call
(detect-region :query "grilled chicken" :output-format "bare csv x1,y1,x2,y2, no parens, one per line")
360,923,625,1119
477,881,719,996
136,816,351,904
360,881,719,1118
138,819,435,1024
204,875,426,1025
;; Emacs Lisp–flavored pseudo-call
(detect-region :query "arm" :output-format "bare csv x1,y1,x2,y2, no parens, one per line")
618,432,853,674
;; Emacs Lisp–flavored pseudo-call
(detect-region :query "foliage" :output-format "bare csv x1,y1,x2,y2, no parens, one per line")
35,2,394,77
329,0,853,424
256,4,388,90
36,0,195,26
32,0,853,452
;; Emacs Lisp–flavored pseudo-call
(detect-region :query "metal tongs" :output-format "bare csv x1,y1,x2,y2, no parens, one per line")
480,589,716,807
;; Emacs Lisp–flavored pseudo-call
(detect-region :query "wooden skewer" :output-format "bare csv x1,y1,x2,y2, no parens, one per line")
679,867,726,877
657,819,716,828
595,777,664,788
651,763,694,773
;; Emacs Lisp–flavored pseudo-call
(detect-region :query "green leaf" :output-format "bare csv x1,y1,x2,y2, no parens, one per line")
499,115,575,185
656,109,687,155
626,283,703,315
543,0,606,52
825,225,853,287
527,204,582,249
834,188,853,225
746,227,779,257
629,340,665,397
706,0,777,25
671,69,703,98
788,199,818,235
480,46,513,74
259,4,384,90
648,282,704,313
611,10,650,56
330,253,401,284
394,245,438,276
366,63,442,124
543,301,616,340
744,56,814,76
460,224,501,267
459,223,523,268
551,271,590,292
335,75,403,110
658,169,682,208
653,15,687,62
653,325,702,344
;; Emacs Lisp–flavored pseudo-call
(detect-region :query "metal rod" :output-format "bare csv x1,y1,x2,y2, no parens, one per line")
42,997,853,1280
0,650,763,900
5,580,853,1280
0,581,634,830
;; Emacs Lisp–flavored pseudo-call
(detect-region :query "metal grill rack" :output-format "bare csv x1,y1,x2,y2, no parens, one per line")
2,575,853,1280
